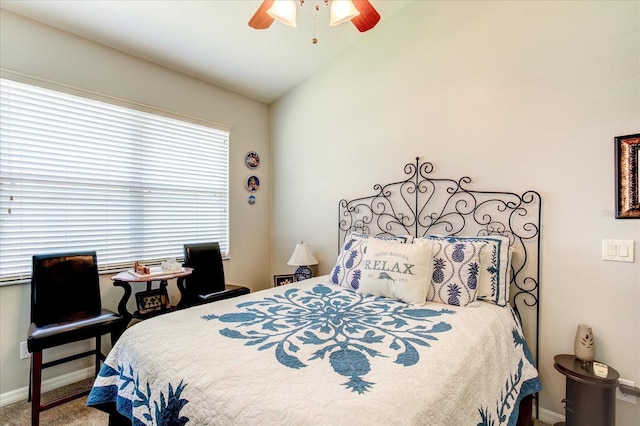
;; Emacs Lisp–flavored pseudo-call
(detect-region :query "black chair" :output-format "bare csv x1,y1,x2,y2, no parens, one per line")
27,251,122,426
178,242,249,309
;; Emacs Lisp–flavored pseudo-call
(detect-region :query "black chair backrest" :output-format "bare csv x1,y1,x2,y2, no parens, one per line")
31,251,102,325
183,242,225,294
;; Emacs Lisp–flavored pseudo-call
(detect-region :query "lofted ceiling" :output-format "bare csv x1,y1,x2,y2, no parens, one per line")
0,0,410,104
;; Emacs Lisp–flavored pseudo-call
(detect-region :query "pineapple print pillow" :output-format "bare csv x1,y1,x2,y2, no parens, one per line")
419,235,511,306
356,238,435,305
330,233,412,290
416,238,488,306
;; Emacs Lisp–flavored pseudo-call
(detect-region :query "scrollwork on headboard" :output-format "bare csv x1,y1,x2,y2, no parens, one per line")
338,157,542,365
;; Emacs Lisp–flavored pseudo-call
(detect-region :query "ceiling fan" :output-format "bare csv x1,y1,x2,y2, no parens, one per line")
249,0,381,33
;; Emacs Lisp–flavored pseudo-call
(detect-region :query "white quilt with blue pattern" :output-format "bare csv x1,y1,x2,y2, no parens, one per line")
88,277,541,425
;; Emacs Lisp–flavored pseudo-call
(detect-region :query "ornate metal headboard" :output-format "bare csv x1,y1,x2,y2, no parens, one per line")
338,157,542,368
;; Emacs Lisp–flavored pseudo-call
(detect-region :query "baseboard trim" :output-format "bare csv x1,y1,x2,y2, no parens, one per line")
0,366,94,408
538,407,565,425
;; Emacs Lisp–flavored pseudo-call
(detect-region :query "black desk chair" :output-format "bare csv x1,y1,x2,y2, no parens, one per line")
177,242,250,309
27,251,122,426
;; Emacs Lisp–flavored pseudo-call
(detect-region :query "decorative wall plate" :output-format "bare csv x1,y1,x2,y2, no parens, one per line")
245,151,260,169
248,195,256,205
247,175,260,192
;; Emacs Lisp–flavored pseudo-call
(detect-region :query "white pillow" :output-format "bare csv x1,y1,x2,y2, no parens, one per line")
418,234,511,306
329,233,412,290
356,238,434,305
416,237,487,306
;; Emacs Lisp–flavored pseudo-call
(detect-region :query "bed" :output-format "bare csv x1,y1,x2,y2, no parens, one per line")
88,157,542,425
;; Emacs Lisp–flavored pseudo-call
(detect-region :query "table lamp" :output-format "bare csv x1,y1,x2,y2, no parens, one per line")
287,241,319,281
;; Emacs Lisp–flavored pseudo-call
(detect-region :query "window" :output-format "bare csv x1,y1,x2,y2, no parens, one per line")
0,76,229,284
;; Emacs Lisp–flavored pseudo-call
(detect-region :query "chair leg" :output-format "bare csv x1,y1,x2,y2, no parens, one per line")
31,350,42,426
28,360,32,402
95,335,102,377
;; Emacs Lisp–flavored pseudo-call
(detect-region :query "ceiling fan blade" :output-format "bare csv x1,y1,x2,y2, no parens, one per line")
249,0,275,29
350,0,380,32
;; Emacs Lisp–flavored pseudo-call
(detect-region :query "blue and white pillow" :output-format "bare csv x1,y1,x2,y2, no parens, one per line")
418,234,511,306
330,233,412,290
356,238,434,305
416,237,487,307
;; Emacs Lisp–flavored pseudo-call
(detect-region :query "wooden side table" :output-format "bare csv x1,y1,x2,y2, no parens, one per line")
111,268,193,334
553,354,619,426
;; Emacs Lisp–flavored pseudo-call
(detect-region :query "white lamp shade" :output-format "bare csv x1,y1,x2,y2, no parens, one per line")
287,242,318,266
268,0,297,27
329,0,360,26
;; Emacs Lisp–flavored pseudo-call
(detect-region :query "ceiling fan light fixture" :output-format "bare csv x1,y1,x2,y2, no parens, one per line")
267,0,297,27
329,0,360,26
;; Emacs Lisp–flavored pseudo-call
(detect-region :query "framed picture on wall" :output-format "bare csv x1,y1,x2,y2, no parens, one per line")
274,274,296,287
615,133,640,219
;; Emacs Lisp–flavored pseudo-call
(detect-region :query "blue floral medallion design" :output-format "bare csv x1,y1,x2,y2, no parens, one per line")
202,284,455,393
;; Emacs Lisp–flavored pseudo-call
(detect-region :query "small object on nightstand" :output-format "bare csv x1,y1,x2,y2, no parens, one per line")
287,241,319,281
573,323,595,364
160,258,181,272
593,361,608,378
133,260,150,276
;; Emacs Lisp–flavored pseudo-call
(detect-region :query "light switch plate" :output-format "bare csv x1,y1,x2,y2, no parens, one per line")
602,239,634,262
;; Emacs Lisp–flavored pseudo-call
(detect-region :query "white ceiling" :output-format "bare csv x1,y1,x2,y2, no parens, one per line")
0,0,411,104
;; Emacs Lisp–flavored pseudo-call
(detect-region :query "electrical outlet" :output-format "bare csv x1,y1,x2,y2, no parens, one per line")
617,379,637,404
19,341,30,360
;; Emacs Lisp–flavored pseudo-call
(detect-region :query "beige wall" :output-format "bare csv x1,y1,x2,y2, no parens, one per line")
0,10,271,399
270,1,639,424
1,1,639,424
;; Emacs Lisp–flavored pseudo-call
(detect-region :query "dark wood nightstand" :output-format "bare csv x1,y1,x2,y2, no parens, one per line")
553,354,619,426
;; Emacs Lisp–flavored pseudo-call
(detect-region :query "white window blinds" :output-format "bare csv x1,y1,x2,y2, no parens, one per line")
0,77,229,284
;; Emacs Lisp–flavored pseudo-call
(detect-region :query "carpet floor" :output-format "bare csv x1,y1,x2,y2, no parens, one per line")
0,378,107,426
1,379,553,426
